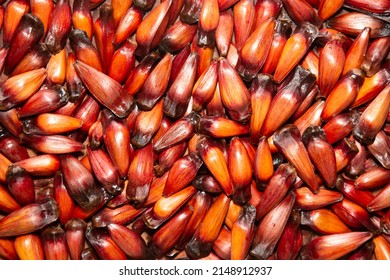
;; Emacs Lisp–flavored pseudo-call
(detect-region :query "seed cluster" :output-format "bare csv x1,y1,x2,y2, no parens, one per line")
0,0,389,260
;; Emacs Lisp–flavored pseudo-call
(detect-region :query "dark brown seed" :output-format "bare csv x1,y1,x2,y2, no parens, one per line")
346,138,367,177
273,125,319,193
331,198,377,231
180,0,203,24
255,163,296,220
367,130,390,169
65,52,86,102
137,53,174,110
101,110,132,178
20,134,84,154
87,146,122,196
107,223,149,259
12,43,52,76
322,111,360,144
281,0,321,26
0,130,29,163
250,192,295,259
218,57,251,122
164,152,203,197
150,206,193,258
65,218,87,260
4,13,44,75
163,52,198,119
81,247,98,260
6,165,35,206
41,226,68,260
18,87,69,118
126,142,154,206
326,12,390,38
160,21,197,54
276,210,302,260
380,210,390,235
134,0,156,11
74,60,135,118
85,226,126,260
175,191,212,250
362,37,390,76
44,0,72,54
61,154,104,211
302,125,337,187
153,112,200,152
346,240,374,260
154,142,187,177
192,174,224,194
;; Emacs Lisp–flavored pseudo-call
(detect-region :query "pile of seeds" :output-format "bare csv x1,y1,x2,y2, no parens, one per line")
0,0,389,260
